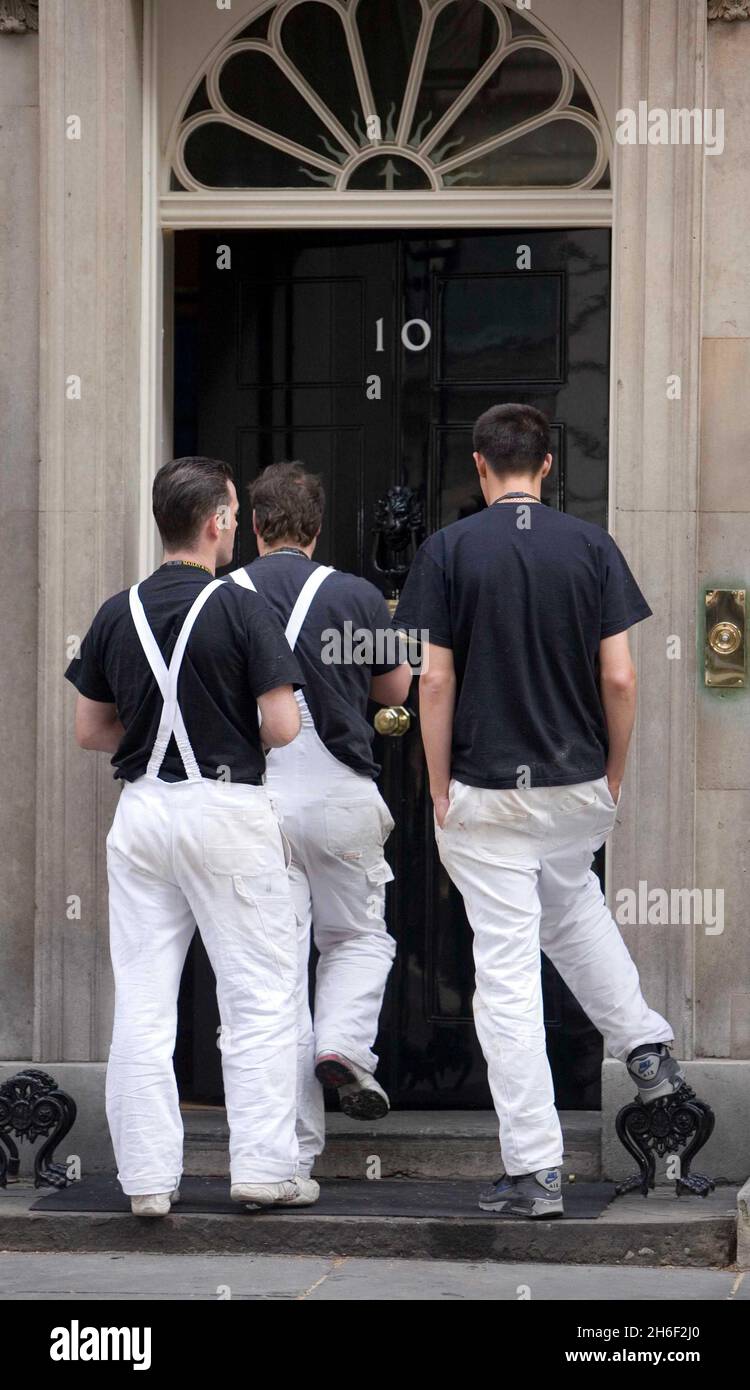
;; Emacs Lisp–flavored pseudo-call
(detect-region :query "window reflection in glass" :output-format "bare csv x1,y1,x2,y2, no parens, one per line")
443,120,597,187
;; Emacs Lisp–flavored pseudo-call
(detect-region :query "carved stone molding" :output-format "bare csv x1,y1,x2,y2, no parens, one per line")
0,0,38,33
708,0,750,20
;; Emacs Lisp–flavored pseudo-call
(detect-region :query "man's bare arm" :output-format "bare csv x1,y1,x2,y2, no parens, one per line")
370,661,412,706
75,694,125,753
417,643,456,828
257,685,301,748
599,630,637,800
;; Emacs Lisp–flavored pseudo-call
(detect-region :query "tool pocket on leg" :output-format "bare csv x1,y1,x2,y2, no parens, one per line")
229,874,297,992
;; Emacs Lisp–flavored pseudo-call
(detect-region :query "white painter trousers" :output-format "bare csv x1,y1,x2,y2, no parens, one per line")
105,776,299,1195
435,777,673,1176
266,698,397,1176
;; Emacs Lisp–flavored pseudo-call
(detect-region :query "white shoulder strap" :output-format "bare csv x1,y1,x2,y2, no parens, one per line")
285,566,335,651
129,578,224,781
229,567,257,592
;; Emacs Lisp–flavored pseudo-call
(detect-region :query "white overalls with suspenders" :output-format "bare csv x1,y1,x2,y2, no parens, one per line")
104,578,299,1196
230,562,397,1176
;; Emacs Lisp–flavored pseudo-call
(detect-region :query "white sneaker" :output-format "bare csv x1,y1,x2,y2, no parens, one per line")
230,1177,320,1209
315,1051,390,1121
130,1186,180,1218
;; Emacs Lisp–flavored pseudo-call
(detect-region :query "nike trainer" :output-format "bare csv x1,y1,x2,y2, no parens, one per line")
626,1042,686,1102
478,1168,564,1218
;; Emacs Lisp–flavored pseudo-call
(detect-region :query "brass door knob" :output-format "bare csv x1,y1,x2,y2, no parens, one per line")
374,705,411,737
708,620,742,656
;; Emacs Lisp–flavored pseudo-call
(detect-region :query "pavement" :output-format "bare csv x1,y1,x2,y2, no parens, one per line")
0,1249,748,1300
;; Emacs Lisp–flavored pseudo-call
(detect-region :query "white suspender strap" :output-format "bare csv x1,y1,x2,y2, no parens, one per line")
284,566,334,651
129,578,224,782
229,567,257,592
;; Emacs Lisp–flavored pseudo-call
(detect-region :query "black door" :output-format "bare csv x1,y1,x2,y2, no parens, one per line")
173,227,611,1110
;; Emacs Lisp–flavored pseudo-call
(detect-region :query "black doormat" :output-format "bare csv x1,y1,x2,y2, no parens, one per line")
31,1175,615,1220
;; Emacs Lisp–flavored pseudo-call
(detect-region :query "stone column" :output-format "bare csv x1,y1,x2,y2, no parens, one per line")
697,7,750,1063
608,0,706,1057
0,13,39,1059
35,0,143,1061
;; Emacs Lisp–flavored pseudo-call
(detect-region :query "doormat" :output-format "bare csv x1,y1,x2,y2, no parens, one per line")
31,1176,616,1220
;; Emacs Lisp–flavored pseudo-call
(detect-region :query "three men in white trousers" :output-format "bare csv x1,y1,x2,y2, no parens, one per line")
395,404,686,1219
66,456,320,1215
229,463,412,1180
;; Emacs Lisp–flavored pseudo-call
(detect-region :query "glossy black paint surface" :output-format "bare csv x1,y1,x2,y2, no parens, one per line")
174,228,611,1109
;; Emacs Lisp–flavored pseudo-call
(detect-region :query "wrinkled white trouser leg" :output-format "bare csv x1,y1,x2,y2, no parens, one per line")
106,777,299,1195
538,841,673,1062
437,807,557,1175
436,778,674,1176
267,722,397,1176
286,856,324,1179
106,841,194,1196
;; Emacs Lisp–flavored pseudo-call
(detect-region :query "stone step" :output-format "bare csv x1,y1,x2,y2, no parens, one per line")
182,1107,602,1180
0,1181,738,1268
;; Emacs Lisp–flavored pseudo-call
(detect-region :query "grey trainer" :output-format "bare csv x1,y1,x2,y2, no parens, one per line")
478,1168,564,1218
626,1042,686,1102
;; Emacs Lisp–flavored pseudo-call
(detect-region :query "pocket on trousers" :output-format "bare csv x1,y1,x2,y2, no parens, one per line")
230,874,296,990
324,797,382,862
438,779,460,832
587,780,620,852
471,788,532,827
558,784,600,814
202,808,281,877
365,858,395,886
324,793,395,885
601,779,622,811
457,787,533,863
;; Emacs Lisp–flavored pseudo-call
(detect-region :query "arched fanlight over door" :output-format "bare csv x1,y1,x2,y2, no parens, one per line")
170,0,610,193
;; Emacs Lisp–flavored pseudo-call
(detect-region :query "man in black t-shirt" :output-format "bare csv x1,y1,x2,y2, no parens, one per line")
65,456,317,1215
395,405,685,1219
230,463,411,1179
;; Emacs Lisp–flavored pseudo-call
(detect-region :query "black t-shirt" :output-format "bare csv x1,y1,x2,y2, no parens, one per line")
64,565,302,783
394,503,652,789
244,553,401,778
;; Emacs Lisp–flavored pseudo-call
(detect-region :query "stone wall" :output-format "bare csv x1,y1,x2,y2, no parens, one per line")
0,30,39,1059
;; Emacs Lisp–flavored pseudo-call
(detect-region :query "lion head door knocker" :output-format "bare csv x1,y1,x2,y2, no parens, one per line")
372,486,424,613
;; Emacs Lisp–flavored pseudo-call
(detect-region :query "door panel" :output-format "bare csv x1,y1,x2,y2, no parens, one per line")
173,228,610,1111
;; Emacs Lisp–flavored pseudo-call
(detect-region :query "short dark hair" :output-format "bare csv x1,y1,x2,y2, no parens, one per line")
152,456,234,549
473,404,552,477
249,462,325,546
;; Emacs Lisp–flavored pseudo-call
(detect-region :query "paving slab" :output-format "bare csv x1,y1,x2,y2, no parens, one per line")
0,1251,747,1301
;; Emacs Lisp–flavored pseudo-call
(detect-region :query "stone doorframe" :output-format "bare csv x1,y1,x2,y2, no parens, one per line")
35,0,707,1064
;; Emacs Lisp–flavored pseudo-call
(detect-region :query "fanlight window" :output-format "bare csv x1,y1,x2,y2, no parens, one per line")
171,0,609,192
